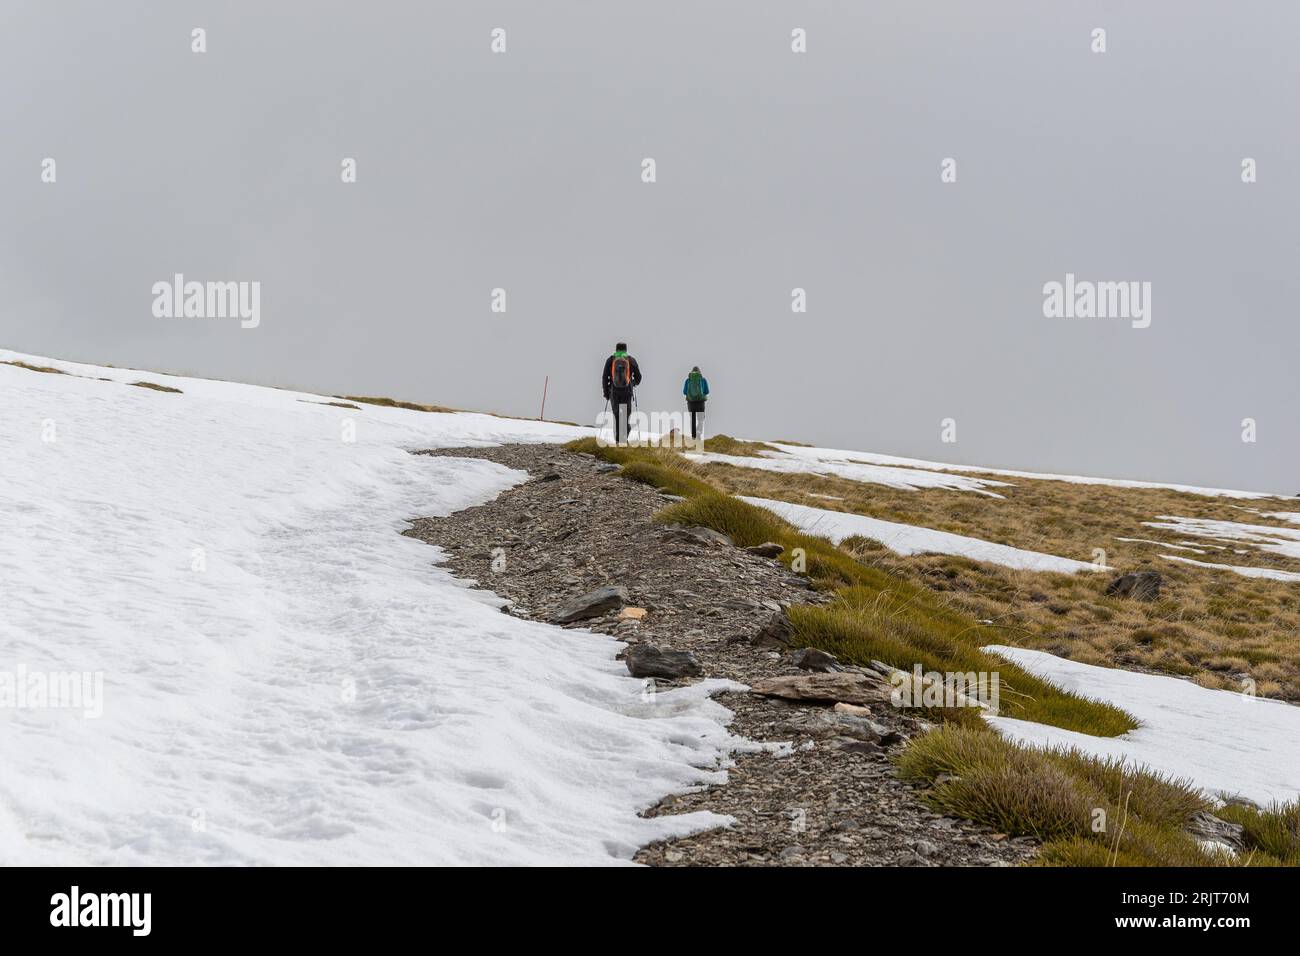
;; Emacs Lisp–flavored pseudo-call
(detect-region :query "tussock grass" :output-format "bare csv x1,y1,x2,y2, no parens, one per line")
935,760,1097,840
129,381,182,393
619,461,716,499
1217,801,1300,864
897,726,1259,866
1050,751,1206,829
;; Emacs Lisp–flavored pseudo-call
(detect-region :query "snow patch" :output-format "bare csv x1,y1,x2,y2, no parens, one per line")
1160,554,1300,582
984,646,1300,806
740,496,1103,574
685,450,1009,496
1143,515,1300,562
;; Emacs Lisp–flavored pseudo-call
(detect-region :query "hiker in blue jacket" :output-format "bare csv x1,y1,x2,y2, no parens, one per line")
683,366,709,442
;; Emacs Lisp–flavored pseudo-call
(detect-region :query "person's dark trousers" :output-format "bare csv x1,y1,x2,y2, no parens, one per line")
687,400,706,439
610,391,633,445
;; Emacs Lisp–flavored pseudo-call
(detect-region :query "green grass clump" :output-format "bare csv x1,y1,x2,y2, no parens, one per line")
898,726,1267,867
935,761,1097,841
618,460,715,499
1047,751,1206,829
1217,801,1300,864
1034,837,1150,867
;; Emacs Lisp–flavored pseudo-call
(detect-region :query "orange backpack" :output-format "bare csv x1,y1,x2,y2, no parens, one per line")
610,356,632,389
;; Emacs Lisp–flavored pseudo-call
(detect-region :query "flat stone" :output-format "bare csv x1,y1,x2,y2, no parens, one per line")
553,585,630,623
624,644,703,680
749,672,888,707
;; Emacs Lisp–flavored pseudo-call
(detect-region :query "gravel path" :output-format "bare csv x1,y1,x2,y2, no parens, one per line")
405,443,1036,867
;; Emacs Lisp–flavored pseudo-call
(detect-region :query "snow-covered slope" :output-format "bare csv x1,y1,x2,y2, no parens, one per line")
0,350,740,865
741,496,1103,574
986,646,1300,806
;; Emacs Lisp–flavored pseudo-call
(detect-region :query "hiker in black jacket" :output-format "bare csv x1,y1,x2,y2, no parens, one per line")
601,342,642,445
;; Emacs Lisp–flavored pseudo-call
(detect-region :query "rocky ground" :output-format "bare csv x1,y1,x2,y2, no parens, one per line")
405,443,1036,867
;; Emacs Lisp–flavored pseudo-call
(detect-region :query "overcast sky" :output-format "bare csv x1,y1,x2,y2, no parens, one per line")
2,1,1296,493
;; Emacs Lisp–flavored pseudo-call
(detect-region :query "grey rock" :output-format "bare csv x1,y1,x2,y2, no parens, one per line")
914,839,941,858
777,845,806,863
791,647,842,673
751,607,795,649
553,584,630,623
1105,570,1163,602
624,644,704,680
838,739,882,756
720,597,766,611
534,472,562,483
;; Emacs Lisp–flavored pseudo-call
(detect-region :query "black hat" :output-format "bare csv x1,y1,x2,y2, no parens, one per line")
615,342,628,351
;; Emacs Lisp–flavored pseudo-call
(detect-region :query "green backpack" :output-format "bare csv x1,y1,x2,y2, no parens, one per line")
686,370,706,401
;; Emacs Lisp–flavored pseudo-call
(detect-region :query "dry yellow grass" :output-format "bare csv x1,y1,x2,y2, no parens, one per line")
2,359,65,374
676,457,1300,701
